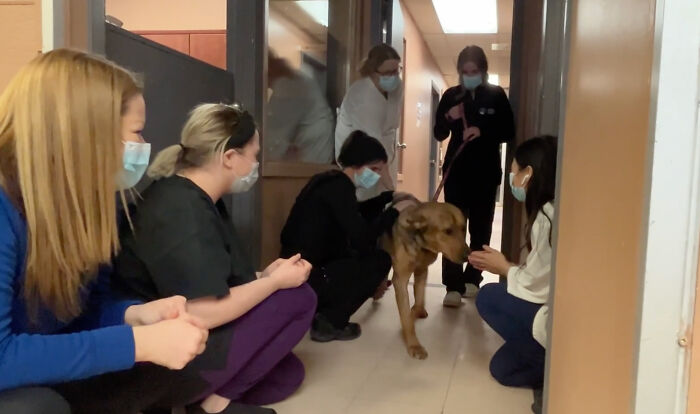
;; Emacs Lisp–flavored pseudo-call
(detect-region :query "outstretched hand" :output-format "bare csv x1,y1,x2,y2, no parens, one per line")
468,245,512,276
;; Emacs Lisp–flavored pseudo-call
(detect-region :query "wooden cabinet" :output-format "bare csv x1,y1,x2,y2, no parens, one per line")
133,30,226,70
139,34,190,55
190,33,226,69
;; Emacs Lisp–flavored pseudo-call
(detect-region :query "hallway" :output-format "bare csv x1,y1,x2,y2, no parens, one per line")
269,207,528,414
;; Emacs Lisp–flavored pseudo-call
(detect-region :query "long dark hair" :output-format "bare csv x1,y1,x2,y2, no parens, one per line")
514,135,558,250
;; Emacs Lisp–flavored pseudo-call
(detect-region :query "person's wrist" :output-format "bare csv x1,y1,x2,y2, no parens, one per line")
132,326,150,363
266,272,283,291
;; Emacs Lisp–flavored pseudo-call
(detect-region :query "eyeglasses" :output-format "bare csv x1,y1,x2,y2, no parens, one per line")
375,67,402,77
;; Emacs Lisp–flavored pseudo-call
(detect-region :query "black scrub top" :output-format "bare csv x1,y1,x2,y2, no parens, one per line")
434,83,515,188
114,175,256,302
280,170,398,267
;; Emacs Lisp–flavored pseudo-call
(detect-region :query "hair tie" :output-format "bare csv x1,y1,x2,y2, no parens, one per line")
225,111,257,149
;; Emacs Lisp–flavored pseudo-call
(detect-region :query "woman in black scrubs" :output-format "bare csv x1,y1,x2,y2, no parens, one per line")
113,104,315,414
280,131,417,342
433,45,515,307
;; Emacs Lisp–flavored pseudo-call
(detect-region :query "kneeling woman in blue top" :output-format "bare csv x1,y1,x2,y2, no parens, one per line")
469,136,557,390
113,103,315,414
0,50,209,413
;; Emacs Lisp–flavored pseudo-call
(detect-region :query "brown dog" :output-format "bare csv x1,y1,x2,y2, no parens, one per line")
381,202,470,359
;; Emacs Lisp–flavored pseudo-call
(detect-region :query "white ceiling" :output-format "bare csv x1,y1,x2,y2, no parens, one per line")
402,0,514,88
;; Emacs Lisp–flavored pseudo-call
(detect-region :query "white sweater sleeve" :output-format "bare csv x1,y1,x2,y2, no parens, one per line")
506,208,553,304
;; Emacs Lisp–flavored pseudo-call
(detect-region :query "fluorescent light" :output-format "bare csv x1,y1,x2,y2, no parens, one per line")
296,1,328,27
488,74,500,86
432,0,498,34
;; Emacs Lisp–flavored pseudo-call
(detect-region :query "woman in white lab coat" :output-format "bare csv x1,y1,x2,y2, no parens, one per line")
335,44,403,200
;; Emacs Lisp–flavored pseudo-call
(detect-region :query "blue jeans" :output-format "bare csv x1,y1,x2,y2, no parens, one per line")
476,282,545,388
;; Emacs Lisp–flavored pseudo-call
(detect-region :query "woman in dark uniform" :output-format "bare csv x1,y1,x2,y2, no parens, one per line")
434,45,515,307
112,104,315,414
280,131,417,342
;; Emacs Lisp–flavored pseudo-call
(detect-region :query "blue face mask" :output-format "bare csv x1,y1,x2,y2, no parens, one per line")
118,141,151,190
378,75,400,92
509,172,529,202
355,167,381,189
462,74,483,90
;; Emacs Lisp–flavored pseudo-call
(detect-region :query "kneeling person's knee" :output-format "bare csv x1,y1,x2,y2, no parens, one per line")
475,282,505,316
275,282,318,315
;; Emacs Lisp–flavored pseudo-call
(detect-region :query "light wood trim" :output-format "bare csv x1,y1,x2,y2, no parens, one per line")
0,1,35,4
687,246,700,413
132,29,226,35
263,162,337,178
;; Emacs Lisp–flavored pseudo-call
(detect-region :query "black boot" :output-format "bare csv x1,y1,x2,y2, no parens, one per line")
531,387,543,414
310,313,361,342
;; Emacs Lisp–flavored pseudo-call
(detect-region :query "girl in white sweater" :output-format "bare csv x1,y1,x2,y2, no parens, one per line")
469,136,557,390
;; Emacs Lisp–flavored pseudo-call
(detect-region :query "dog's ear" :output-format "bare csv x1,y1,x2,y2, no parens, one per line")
398,208,427,233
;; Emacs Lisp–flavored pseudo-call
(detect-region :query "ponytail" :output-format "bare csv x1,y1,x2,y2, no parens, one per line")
146,103,256,181
147,144,183,179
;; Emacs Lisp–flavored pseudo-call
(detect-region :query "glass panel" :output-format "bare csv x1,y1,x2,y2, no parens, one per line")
266,0,335,164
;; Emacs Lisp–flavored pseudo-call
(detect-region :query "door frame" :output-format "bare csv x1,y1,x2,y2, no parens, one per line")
428,81,441,200
632,0,700,412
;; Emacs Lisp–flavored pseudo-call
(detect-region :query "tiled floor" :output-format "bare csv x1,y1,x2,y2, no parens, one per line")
270,207,532,414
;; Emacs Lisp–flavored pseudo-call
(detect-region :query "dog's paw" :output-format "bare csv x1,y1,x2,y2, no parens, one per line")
408,345,428,360
412,306,428,319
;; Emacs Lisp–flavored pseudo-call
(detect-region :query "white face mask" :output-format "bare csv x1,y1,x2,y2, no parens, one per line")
230,161,259,193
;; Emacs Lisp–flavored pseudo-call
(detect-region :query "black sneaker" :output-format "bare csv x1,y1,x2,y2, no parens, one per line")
310,314,362,342
186,402,276,414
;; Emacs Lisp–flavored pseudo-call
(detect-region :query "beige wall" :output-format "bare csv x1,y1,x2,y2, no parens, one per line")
0,1,42,91
396,1,447,200
546,0,656,412
105,0,226,31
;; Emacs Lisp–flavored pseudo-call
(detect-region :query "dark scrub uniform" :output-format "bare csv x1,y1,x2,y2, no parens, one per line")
434,83,515,293
81,175,316,412
280,170,397,329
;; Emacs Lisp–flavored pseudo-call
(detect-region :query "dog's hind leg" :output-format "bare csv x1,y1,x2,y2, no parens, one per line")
394,268,428,360
412,267,429,319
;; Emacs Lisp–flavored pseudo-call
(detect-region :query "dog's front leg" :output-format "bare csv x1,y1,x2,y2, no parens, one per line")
393,270,428,360
412,267,428,319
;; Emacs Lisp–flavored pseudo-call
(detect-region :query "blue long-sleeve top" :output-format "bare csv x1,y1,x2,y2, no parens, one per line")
0,189,139,391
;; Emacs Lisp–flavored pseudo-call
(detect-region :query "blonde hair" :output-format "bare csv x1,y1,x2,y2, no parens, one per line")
0,49,142,321
148,103,256,179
